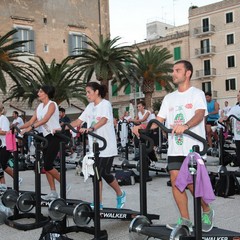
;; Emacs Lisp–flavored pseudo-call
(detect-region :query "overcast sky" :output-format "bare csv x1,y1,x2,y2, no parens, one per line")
109,0,221,45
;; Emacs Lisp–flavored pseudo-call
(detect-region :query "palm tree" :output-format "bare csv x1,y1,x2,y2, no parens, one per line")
132,46,174,109
4,56,87,107
0,29,31,93
73,35,132,99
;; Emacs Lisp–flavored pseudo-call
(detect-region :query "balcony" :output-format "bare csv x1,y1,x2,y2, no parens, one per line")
130,91,145,100
193,24,215,37
195,46,216,58
195,68,216,79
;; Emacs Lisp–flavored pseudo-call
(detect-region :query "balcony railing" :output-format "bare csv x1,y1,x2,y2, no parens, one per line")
195,68,216,79
195,46,216,57
130,92,145,100
193,24,215,37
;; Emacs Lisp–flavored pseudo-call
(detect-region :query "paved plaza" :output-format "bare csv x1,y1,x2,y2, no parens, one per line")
0,156,240,240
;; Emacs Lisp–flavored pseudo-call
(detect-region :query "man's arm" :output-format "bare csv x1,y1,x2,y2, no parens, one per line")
172,109,205,135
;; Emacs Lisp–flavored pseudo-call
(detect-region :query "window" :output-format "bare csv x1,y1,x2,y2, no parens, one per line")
225,78,236,91
202,81,211,93
174,47,181,61
112,83,118,97
202,18,209,32
227,55,235,68
124,83,131,95
200,39,210,54
226,12,233,23
68,33,87,55
155,81,162,91
226,34,234,45
44,44,48,52
204,60,211,76
113,108,119,119
14,27,35,53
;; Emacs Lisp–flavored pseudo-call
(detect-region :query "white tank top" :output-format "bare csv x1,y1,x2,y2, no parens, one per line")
36,100,61,137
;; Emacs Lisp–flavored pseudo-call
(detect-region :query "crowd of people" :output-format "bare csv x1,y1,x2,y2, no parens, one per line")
0,60,239,234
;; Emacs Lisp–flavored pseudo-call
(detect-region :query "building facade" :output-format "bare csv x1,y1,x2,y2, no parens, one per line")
0,0,110,115
110,0,240,118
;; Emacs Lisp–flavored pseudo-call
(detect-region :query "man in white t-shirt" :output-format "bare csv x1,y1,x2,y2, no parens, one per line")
133,60,214,233
11,111,24,128
221,101,231,117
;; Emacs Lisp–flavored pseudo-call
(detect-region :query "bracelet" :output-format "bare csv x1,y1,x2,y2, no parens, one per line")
31,124,35,130
185,123,190,130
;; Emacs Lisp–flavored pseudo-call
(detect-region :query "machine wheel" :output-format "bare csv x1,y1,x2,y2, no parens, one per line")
129,215,150,240
170,225,190,240
48,198,66,221
73,202,92,226
17,192,35,213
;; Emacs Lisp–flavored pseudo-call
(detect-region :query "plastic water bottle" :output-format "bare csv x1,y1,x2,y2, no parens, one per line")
188,149,197,175
29,139,35,156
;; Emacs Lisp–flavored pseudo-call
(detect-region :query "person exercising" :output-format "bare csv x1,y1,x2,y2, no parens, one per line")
70,82,126,209
133,60,214,232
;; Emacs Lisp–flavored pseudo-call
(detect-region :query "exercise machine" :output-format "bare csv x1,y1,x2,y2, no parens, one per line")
129,119,240,240
3,128,49,230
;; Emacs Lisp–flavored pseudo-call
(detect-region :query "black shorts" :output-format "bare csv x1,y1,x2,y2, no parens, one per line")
168,155,186,171
42,134,61,171
0,147,11,170
206,121,217,126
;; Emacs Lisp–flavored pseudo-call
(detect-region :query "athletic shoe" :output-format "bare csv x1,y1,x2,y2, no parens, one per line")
90,202,103,210
166,217,193,233
0,184,7,192
202,208,214,232
42,191,59,201
19,177,23,186
116,191,126,209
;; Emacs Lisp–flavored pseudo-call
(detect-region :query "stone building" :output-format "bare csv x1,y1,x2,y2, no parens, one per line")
0,0,110,117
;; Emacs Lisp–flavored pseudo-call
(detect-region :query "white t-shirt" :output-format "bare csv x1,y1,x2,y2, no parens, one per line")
36,100,60,137
158,87,207,156
222,106,231,117
79,99,117,157
12,116,24,128
0,115,10,147
227,105,240,141
138,109,151,124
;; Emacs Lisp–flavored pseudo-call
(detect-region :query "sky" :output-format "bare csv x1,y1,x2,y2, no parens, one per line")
109,0,222,45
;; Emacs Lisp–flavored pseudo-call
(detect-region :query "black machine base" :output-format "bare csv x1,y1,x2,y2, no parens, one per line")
5,212,49,231
140,225,240,240
39,221,108,240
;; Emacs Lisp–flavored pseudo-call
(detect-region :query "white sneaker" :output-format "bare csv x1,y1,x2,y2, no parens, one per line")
0,184,7,192
19,177,23,186
42,191,59,201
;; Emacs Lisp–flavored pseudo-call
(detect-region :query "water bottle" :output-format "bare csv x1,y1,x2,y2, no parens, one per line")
188,149,197,175
29,139,35,156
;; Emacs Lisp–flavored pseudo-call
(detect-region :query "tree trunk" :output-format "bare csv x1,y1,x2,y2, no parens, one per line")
101,78,109,100
144,92,153,110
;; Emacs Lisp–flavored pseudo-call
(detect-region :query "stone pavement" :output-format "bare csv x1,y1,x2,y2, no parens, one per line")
0,155,240,240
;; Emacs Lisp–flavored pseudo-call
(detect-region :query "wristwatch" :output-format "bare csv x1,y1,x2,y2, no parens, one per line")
31,124,35,130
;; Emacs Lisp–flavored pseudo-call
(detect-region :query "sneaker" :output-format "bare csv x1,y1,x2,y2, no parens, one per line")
90,202,103,210
166,217,193,233
0,184,7,192
19,177,23,186
42,191,59,201
116,191,126,209
202,208,214,232
66,184,71,195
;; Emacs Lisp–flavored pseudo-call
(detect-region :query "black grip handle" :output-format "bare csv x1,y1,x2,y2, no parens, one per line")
24,131,48,149
145,119,208,156
62,123,107,151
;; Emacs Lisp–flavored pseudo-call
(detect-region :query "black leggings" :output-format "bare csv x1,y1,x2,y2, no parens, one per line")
96,156,115,184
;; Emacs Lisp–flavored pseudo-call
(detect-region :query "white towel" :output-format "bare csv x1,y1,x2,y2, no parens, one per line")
82,153,95,182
